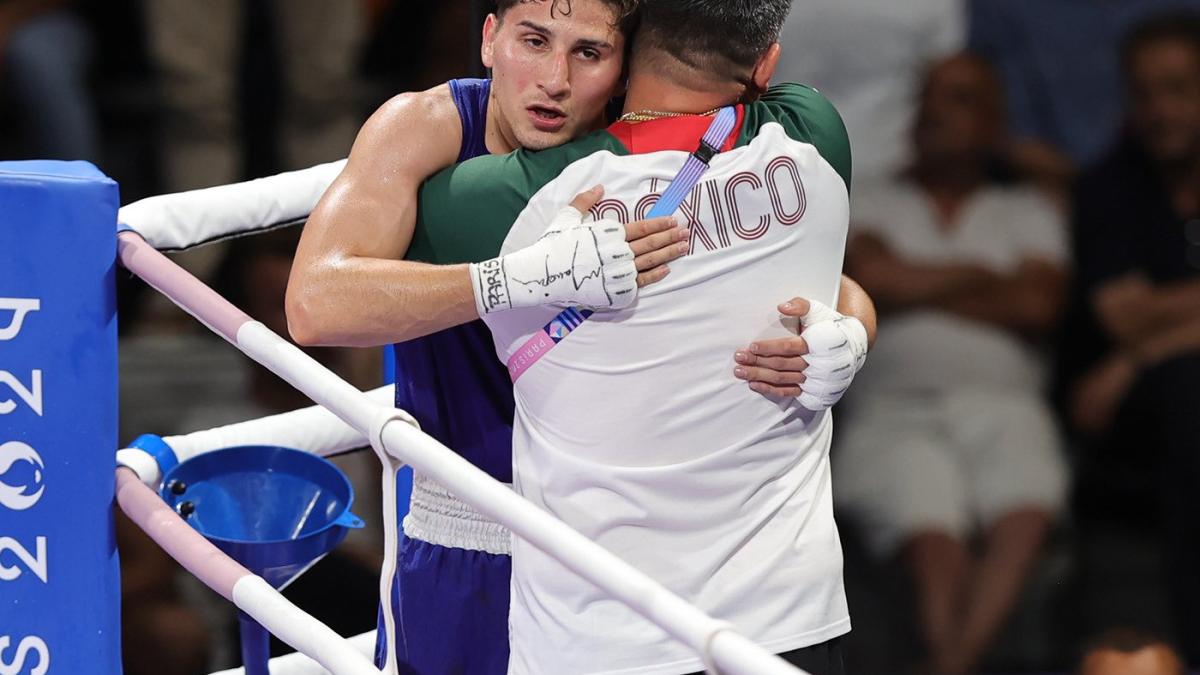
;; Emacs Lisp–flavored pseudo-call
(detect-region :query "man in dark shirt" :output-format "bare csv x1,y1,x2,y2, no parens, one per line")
1064,13,1200,664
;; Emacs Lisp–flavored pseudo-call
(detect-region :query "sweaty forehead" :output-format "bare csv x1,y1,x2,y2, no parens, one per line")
500,0,623,40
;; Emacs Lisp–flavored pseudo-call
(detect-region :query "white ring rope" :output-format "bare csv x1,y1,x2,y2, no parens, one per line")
166,384,393,460
366,408,413,675
118,161,344,251
119,385,395,487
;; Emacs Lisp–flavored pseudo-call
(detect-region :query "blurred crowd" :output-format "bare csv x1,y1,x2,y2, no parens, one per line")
3,0,1198,673
782,2,1200,673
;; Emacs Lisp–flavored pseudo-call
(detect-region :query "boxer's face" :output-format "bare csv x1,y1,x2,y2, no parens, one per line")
483,0,627,152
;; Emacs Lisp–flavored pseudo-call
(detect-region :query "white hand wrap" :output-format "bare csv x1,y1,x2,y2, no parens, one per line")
469,206,637,315
797,300,869,411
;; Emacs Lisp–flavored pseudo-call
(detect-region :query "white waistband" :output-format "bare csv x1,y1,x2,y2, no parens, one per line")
402,472,513,555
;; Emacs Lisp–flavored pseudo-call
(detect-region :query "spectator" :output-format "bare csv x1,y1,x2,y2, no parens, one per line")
144,0,366,191
836,54,1069,675
1,0,98,160
775,0,965,185
1063,12,1200,664
970,0,1200,194
1078,628,1185,675
135,0,366,323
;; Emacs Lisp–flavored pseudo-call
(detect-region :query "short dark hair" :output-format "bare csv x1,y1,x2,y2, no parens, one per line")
635,0,792,81
1121,11,1200,71
494,0,641,37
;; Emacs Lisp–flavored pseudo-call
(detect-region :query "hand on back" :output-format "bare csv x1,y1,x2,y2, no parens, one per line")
470,185,690,314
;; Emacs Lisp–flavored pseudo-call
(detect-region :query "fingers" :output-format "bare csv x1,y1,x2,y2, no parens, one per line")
797,299,839,328
750,382,803,397
636,266,671,288
625,215,683,242
733,364,806,387
734,351,809,372
745,336,809,358
627,217,689,289
777,297,812,318
629,225,689,258
569,185,605,216
734,335,824,400
735,302,869,407
633,237,689,273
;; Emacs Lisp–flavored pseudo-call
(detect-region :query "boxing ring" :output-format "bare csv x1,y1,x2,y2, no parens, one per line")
1,160,810,675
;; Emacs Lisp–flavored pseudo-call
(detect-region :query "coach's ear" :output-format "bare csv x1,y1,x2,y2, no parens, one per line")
750,42,782,95
482,14,500,69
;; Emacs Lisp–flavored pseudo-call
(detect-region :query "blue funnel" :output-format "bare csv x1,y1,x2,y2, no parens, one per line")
159,445,363,675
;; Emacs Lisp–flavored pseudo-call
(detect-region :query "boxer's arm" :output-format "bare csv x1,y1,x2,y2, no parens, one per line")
286,85,470,347
287,88,685,348
835,274,877,347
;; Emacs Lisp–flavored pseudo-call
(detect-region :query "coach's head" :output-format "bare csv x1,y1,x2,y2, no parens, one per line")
630,0,791,100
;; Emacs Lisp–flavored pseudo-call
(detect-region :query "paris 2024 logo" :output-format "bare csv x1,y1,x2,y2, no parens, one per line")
0,442,44,512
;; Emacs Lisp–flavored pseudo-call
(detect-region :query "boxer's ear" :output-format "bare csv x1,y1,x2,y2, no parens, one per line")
482,14,500,69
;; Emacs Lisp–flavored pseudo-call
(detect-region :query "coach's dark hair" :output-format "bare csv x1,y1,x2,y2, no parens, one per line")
635,0,792,82
494,0,641,36
1121,10,1200,71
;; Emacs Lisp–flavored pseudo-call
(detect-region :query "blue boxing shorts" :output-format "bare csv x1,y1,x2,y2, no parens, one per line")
374,536,511,674
374,473,513,675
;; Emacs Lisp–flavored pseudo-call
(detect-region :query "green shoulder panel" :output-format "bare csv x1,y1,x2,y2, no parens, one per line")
410,130,628,264
412,85,848,264
738,83,852,193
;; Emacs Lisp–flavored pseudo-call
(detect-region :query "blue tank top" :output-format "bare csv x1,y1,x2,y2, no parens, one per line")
450,78,492,163
391,78,515,482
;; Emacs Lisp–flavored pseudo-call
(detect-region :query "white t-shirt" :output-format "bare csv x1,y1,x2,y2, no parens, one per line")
850,181,1068,395
484,123,852,674
777,0,965,183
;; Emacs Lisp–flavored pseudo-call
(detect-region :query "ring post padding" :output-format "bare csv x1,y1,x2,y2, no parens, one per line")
0,161,121,675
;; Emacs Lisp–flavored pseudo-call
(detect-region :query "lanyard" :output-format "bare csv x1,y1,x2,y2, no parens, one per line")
506,107,739,383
